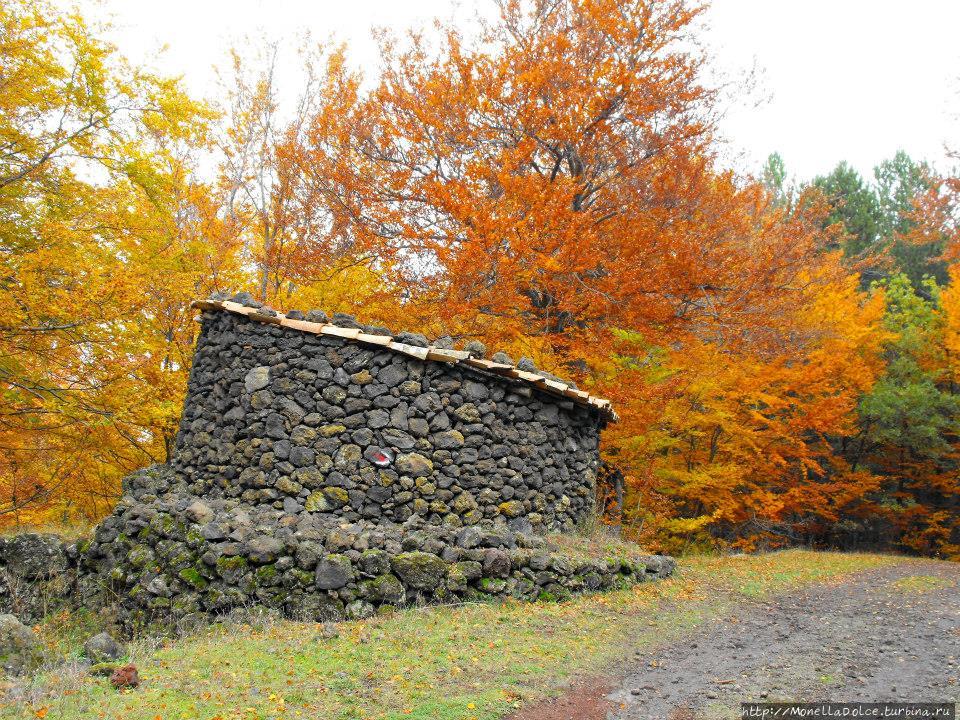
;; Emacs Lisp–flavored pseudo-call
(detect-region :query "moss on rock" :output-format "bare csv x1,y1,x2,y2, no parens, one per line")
178,567,208,591
391,552,447,590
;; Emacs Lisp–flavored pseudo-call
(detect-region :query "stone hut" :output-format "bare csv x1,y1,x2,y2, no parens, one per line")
174,296,617,533
1,295,674,630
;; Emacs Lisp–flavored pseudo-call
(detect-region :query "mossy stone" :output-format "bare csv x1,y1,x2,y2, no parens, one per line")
291,569,314,586
319,424,346,438
498,500,525,518
216,555,248,583
178,567,208,590
255,564,280,586
479,577,507,594
306,486,350,512
446,565,468,591
364,573,404,604
0,615,44,675
390,552,447,590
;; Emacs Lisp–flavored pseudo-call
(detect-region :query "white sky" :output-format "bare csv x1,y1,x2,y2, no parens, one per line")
75,0,960,183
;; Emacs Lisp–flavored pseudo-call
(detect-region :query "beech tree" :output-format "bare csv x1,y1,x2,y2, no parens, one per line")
0,0,241,524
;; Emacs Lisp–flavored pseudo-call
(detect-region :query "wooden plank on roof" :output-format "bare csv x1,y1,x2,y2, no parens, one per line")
463,359,524,382
281,318,326,334
356,333,393,346
434,348,471,361
249,312,283,325
543,379,568,393
465,358,513,371
220,301,259,316
514,370,545,384
461,358,487,370
389,342,429,360
320,325,361,339
191,300,221,312
426,348,466,363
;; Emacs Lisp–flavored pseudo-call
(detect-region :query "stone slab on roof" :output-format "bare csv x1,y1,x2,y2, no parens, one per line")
191,299,617,423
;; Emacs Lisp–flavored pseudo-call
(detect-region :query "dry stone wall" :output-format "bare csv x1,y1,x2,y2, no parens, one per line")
74,467,675,630
170,306,605,534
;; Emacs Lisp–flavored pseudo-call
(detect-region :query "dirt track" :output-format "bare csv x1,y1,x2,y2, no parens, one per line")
513,559,960,720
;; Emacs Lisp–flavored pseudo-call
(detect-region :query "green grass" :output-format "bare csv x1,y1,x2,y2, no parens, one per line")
1,550,907,720
889,573,955,593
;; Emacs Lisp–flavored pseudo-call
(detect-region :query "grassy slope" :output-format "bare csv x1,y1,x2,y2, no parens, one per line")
4,551,912,720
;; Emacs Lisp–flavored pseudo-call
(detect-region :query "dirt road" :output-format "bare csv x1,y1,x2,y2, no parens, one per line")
516,559,960,720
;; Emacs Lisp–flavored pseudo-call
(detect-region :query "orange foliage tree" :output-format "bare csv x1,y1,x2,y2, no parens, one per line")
289,0,827,356
282,0,893,551
603,253,889,553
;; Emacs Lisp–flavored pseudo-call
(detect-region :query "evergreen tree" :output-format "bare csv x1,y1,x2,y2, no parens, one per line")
813,161,882,260
874,151,946,288
846,274,959,552
762,152,790,207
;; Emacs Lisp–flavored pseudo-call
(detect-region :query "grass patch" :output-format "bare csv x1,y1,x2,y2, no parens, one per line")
0,550,903,720
33,609,116,665
889,574,955,594
542,527,658,563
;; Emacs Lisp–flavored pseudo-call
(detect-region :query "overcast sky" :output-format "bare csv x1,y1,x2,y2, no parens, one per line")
75,0,960,183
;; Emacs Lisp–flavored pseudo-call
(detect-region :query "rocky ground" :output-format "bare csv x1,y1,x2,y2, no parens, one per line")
513,559,960,720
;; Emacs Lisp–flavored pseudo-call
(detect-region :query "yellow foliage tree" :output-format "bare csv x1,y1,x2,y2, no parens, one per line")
0,0,243,526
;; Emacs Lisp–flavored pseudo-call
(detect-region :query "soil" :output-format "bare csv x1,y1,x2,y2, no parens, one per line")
509,559,960,720
507,677,615,720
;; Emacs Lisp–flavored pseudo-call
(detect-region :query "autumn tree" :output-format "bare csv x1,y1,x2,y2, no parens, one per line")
214,40,390,316
842,275,960,556
290,0,845,373
0,0,241,526
604,249,888,553
279,0,898,553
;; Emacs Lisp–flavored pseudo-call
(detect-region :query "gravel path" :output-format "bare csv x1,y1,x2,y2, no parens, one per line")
613,559,960,718
513,558,960,720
